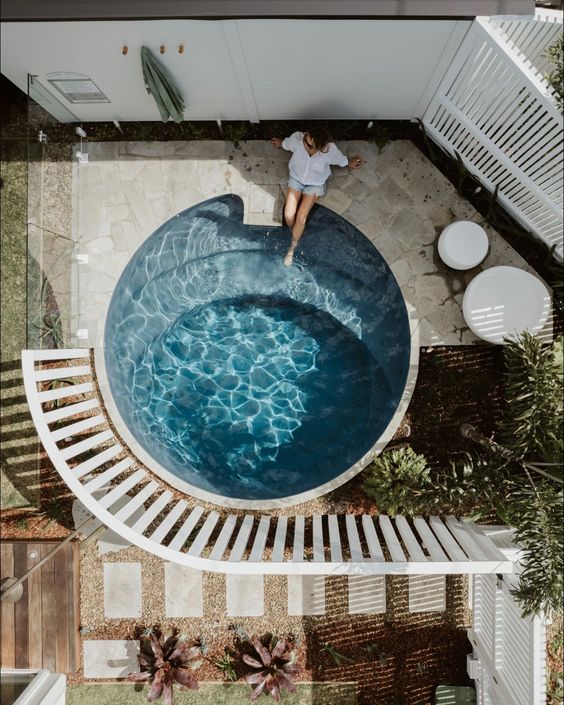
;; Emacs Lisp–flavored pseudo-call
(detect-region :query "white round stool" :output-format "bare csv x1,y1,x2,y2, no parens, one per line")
438,221,489,270
462,266,551,344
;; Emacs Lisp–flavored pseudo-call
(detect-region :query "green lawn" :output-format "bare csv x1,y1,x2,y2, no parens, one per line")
67,682,357,705
0,143,40,509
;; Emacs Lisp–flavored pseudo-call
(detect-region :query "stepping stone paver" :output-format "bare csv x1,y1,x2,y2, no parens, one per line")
83,640,140,679
226,574,264,616
164,563,203,617
103,562,142,618
408,575,446,612
348,575,386,614
287,575,326,616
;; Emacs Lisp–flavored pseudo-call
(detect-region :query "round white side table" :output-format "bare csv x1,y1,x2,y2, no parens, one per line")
438,221,489,270
462,266,552,344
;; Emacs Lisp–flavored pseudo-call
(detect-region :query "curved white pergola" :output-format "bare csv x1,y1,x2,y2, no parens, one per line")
22,348,515,575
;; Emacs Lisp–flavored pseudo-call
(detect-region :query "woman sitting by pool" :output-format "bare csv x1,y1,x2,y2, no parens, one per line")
271,128,363,266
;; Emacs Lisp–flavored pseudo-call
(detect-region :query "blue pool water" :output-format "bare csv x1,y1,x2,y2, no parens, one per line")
104,195,410,501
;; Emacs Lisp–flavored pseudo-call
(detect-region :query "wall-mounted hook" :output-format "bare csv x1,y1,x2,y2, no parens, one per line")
122,46,128,55
160,45,166,54
178,44,185,54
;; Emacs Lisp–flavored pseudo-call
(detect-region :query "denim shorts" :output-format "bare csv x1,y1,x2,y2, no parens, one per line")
288,176,326,197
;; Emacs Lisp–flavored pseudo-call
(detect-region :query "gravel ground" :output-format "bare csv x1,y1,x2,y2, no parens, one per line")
78,541,472,703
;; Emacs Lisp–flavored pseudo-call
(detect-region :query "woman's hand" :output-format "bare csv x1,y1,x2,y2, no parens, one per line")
348,156,363,170
271,137,283,149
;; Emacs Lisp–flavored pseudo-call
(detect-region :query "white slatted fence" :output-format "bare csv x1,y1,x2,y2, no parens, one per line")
488,9,563,79
422,16,563,259
468,573,547,705
22,348,515,576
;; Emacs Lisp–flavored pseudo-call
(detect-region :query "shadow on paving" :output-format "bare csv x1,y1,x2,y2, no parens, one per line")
66,682,357,705
0,359,41,510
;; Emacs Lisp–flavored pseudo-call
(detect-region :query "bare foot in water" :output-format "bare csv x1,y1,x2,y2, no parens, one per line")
283,251,294,266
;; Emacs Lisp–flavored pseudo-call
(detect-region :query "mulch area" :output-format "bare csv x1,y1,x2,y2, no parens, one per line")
307,619,472,705
406,345,505,468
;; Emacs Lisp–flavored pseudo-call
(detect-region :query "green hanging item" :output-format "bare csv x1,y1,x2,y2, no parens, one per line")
141,46,185,123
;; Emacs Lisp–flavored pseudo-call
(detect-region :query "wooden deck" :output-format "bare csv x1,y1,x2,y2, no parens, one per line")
0,540,80,673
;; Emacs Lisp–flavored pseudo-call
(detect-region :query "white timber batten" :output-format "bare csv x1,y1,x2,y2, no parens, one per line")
421,15,563,257
468,572,547,705
22,349,516,575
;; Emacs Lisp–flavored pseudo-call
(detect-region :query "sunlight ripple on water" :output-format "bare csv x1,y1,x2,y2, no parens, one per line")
105,195,410,500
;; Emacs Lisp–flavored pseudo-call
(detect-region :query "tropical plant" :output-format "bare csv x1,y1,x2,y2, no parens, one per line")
414,117,445,161
37,312,64,349
460,333,564,617
509,483,563,617
43,378,75,411
222,122,247,148
544,36,564,113
362,642,387,665
242,636,301,701
365,122,391,153
209,648,237,681
498,332,563,465
362,446,433,516
320,642,354,666
196,635,209,655
31,272,65,348
127,629,202,705
548,669,564,705
229,623,250,643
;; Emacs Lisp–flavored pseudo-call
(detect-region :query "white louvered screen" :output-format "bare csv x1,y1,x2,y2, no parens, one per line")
423,17,563,258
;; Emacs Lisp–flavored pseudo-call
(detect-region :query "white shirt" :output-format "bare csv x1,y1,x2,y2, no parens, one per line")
282,131,349,186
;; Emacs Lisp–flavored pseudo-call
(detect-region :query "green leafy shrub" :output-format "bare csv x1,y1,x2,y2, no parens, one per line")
499,332,563,465
464,333,564,617
320,642,354,666
362,447,433,516
509,484,563,617
544,36,564,113
433,453,496,519
209,648,237,682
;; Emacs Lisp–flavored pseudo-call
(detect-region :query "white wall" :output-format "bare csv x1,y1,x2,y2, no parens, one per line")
1,19,470,121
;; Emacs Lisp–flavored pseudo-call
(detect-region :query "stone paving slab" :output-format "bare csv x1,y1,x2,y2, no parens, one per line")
348,575,386,614
408,575,446,613
287,575,326,616
72,139,540,349
103,563,142,618
164,564,203,617
83,640,140,679
225,574,264,617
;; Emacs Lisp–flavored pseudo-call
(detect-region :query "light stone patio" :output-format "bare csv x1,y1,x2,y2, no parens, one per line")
71,138,539,349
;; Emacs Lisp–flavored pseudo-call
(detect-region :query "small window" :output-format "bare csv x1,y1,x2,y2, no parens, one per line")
47,72,110,104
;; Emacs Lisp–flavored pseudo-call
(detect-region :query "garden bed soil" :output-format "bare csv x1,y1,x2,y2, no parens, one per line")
406,345,505,469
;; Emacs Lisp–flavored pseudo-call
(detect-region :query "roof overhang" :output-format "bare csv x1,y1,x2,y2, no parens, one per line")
1,0,537,21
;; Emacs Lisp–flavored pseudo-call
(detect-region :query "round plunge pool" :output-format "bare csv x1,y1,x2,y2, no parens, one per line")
103,195,412,505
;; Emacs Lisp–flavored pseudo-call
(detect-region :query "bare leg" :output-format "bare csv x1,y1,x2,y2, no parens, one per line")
284,193,317,266
284,188,302,229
